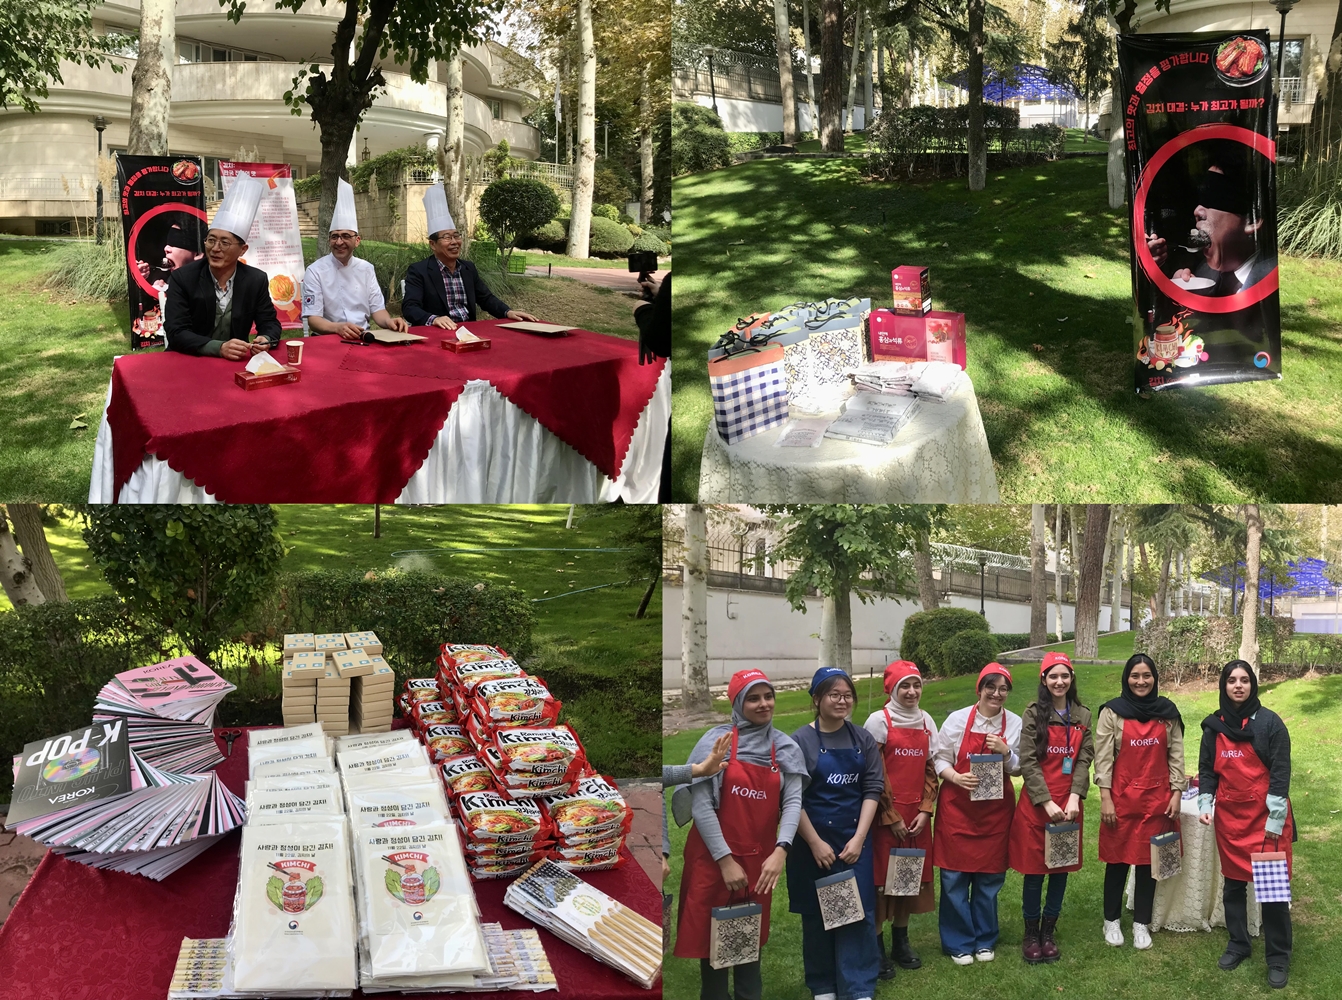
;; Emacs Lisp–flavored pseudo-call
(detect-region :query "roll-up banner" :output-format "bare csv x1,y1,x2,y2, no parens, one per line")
1117,31,1281,392
116,155,207,350
219,162,306,329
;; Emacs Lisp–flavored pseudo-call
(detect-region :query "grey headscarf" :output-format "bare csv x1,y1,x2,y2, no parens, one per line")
670,678,808,826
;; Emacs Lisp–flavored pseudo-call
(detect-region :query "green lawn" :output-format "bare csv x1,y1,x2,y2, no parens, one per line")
671,155,1342,500
1026,631,1139,661
664,663,1342,999
795,133,872,154
1063,126,1107,153
2,504,661,777
0,239,645,503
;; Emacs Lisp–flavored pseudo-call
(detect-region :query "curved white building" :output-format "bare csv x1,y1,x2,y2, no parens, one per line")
0,0,542,235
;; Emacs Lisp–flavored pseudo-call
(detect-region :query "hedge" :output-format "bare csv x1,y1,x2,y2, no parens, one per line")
938,630,1003,677
992,631,1076,651
588,216,635,256
726,131,785,154
868,105,1065,180
672,102,731,176
900,607,990,672
1132,615,1342,683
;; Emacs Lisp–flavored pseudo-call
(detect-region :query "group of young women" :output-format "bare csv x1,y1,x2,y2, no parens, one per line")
668,653,1296,998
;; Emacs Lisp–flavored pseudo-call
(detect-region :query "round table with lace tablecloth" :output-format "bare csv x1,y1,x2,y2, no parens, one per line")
697,379,1000,502
1126,793,1262,935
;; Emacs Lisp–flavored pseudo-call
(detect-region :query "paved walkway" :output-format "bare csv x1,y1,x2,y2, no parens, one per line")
523,265,669,294
0,819,45,928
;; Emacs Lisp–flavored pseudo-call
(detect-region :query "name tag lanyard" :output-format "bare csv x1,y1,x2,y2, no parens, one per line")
1054,706,1075,775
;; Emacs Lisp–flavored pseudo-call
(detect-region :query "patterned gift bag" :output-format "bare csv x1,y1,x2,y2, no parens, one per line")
883,846,927,897
708,897,762,969
815,869,866,930
1250,838,1291,904
968,753,1004,801
804,298,871,387
707,313,772,360
1149,821,1183,881
1044,821,1081,869
663,892,672,952
708,345,789,445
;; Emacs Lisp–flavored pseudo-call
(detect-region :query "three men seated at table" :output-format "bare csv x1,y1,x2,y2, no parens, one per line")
164,174,281,361
303,180,409,340
402,184,538,328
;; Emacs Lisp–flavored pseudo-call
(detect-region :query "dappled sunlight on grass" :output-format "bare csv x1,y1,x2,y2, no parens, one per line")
672,156,1342,501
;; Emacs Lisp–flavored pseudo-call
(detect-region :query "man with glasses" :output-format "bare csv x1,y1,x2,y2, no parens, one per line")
402,184,538,328
164,174,282,360
303,179,408,340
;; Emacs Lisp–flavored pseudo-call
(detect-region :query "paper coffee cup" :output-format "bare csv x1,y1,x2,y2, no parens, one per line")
287,340,304,364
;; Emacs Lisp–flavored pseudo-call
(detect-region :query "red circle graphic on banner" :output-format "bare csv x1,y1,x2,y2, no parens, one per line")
1131,123,1278,315
125,202,209,300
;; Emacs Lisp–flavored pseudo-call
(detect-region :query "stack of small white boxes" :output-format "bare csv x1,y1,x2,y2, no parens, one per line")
281,631,395,736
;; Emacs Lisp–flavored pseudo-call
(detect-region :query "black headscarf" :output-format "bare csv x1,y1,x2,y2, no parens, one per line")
1201,659,1260,743
1103,653,1184,733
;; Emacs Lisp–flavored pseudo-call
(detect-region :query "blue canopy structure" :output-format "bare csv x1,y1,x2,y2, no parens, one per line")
943,63,1078,104
1200,557,1339,600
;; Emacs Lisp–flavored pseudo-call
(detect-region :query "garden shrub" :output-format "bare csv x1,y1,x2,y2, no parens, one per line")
350,144,436,193
592,202,621,221
672,102,731,175
520,218,567,251
937,630,1003,677
641,225,672,249
478,177,560,262
900,607,990,672
43,230,128,301
588,215,635,256
869,104,1064,180
593,163,635,207
631,232,668,255
293,174,322,199
1136,615,1305,682
991,631,1075,651
726,131,785,154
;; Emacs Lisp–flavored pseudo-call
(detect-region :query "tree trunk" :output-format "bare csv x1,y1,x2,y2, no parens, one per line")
317,117,358,248
1074,505,1111,661
635,572,659,619
863,17,874,128
1107,84,1126,208
638,67,654,223
1068,505,1082,603
1030,503,1047,647
0,512,45,607
1302,0,1342,155
774,0,798,144
442,49,470,249
1099,512,1114,627
565,0,598,259
801,0,820,137
1155,546,1173,620
967,0,986,190
820,0,845,151
126,0,175,155
1054,503,1064,641
820,594,837,666
844,6,863,130
681,504,710,712
6,505,67,602
834,586,853,673
1239,504,1263,674
914,530,939,611
1109,507,1125,632
1127,535,1135,628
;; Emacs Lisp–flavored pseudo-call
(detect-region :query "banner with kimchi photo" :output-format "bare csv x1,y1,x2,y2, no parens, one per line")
1117,31,1280,392
116,155,207,350
219,162,305,329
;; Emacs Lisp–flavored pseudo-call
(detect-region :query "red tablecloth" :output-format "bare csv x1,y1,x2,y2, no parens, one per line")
106,322,664,503
0,728,660,1000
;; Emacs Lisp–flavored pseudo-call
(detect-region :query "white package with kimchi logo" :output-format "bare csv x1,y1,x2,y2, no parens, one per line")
246,784,345,824
337,739,429,777
231,818,358,991
357,824,489,978
346,781,451,830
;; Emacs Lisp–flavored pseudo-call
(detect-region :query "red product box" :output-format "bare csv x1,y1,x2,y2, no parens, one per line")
891,265,931,315
868,309,966,370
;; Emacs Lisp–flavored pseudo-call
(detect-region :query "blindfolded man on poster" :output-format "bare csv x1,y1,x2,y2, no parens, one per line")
303,180,408,340
164,174,282,360
137,225,203,293
1146,163,1276,297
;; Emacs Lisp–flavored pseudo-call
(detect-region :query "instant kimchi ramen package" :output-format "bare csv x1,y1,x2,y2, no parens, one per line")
439,755,494,798
469,675,562,730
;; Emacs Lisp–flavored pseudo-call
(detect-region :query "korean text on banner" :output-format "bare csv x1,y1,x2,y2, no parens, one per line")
220,162,306,329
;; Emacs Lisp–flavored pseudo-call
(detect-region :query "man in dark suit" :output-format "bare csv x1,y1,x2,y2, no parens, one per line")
402,184,538,329
164,174,281,360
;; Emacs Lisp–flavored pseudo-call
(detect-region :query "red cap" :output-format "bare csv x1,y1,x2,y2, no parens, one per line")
727,668,771,705
1040,651,1074,676
883,660,921,695
977,662,1012,687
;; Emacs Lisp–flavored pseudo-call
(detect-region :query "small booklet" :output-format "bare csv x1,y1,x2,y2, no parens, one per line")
497,321,574,335
774,417,832,448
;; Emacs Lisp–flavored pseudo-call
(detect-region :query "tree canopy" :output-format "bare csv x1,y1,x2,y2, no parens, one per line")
0,0,128,113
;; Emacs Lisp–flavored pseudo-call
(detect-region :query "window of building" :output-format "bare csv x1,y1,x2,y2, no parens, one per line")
211,48,229,62
1269,38,1304,79
489,100,503,120
178,41,200,63
38,220,72,236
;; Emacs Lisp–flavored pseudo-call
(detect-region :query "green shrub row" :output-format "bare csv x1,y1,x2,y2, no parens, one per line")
672,102,731,176
991,631,1076,651
868,105,1065,180
516,216,668,257
1134,614,1342,682
726,131,786,154
900,607,992,676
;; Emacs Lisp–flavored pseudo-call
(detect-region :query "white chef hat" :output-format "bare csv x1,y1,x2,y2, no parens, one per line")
212,173,263,243
423,183,456,239
330,178,359,234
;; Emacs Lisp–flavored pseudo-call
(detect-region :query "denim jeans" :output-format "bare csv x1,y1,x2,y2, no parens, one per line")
1022,871,1069,920
938,868,1006,956
800,910,881,1000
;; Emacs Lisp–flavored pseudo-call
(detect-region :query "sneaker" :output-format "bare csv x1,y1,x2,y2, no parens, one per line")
974,949,996,962
1133,923,1152,950
813,994,838,1000
1103,919,1124,947
951,953,974,966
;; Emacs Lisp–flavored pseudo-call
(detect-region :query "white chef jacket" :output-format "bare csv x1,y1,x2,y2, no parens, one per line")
301,253,386,328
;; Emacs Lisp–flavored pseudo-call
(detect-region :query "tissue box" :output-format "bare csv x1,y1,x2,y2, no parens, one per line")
891,266,931,316
442,334,491,352
234,366,301,390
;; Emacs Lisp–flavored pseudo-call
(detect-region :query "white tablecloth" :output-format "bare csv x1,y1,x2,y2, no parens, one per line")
697,380,1000,501
1126,797,1262,935
88,367,670,503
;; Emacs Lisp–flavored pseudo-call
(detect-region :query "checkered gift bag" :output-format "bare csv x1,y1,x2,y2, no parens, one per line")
883,846,927,897
1150,819,1183,881
709,896,762,969
1250,838,1291,904
708,344,789,445
1044,821,1080,869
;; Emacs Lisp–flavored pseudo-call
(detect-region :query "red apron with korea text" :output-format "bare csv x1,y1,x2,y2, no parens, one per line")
873,710,935,887
674,729,782,959
1213,731,1293,882
1099,716,1172,866
1009,716,1085,874
932,708,1015,873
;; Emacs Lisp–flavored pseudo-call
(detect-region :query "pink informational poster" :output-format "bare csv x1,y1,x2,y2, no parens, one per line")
220,162,306,329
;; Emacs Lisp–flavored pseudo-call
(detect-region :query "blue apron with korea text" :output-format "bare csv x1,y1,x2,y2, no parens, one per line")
788,720,876,916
